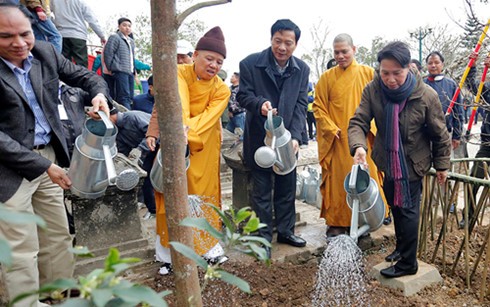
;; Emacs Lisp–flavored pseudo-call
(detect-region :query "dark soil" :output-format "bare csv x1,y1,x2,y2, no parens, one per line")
140,223,490,307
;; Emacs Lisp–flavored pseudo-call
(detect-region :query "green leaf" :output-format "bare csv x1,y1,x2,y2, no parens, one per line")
180,217,224,240
10,291,39,305
243,217,260,233
113,285,168,307
239,235,271,247
170,242,208,269
235,209,251,224
105,248,121,270
209,205,235,233
0,206,46,228
111,263,131,276
68,246,94,258
215,270,251,293
92,289,113,307
249,242,269,261
0,239,12,266
38,279,78,293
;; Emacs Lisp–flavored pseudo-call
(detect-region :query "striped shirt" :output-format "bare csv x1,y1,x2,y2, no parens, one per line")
1,54,52,145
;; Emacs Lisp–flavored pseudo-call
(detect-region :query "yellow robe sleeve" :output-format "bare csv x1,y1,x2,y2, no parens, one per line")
313,73,340,172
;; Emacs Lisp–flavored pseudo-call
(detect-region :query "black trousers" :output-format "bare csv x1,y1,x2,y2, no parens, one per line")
306,111,316,139
251,168,297,242
383,179,422,270
62,37,88,68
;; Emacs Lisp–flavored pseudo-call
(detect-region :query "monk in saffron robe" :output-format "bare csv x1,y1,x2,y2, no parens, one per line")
313,33,387,237
146,27,230,272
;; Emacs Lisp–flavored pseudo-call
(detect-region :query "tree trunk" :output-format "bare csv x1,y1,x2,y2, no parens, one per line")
150,0,231,305
150,1,203,306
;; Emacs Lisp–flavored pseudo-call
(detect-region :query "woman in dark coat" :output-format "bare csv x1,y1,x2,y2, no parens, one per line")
348,41,451,278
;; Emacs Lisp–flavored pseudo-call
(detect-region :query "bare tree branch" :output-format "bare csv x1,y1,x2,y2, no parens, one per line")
177,0,231,26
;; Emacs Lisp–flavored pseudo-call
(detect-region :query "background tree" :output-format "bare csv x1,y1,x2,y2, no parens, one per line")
301,18,331,81
356,36,385,68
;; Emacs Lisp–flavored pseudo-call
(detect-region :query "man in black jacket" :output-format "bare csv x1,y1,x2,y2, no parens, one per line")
237,19,310,257
0,4,111,305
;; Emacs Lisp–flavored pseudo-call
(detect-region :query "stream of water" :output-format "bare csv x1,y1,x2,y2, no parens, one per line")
312,234,369,306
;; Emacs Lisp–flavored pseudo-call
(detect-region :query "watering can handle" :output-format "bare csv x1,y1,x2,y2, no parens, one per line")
267,109,276,150
348,164,359,193
97,110,114,139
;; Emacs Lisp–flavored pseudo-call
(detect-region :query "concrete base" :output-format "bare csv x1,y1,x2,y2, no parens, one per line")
371,261,442,296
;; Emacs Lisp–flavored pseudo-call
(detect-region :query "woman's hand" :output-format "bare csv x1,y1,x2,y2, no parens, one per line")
353,147,368,169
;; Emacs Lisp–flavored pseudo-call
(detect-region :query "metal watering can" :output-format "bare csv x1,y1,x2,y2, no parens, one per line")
68,111,139,199
343,164,385,243
254,110,296,175
150,145,190,194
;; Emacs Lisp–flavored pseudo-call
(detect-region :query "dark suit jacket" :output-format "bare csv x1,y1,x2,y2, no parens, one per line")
237,47,310,169
0,41,111,202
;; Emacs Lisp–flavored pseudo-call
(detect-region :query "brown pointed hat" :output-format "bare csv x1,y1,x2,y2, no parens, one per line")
195,26,226,58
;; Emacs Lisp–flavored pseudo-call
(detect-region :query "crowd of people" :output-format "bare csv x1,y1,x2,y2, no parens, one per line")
1,1,490,305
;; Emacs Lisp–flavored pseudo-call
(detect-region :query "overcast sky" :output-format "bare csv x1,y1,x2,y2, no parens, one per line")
84,0,487,80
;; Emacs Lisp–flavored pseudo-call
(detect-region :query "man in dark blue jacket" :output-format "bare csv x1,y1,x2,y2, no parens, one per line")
237,19,310,257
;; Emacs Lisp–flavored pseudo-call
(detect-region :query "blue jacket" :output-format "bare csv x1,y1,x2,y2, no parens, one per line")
115,111,150,157
237,47,310,169
424,75,464,140
132,92,154,114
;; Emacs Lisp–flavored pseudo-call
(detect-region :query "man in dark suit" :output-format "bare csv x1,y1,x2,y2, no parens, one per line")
237,19,310,257
0,4,111,306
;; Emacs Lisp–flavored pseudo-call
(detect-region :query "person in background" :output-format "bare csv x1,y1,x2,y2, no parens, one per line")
109,109,150,160
237,19,309,257
146,27,230,274
177,39,194,64
104,17,136,110
313,33,387,238
409,58,423,73
20,0,62,52
133,75,154,114
226,72,246,139
218,69,230,128
306,81,316,140
460,52,490,228
51,0,106,67
349,41,450,278
0,4,111,305
424,51,464,150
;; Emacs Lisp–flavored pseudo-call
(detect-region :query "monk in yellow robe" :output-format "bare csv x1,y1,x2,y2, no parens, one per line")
313,33,387,237
146,27,230,270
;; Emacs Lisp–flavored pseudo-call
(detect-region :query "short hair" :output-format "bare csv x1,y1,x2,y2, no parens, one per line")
410,59,422,71
377,41,411,68
0,3,32,22
333,33,354,47
271,19,301,43
233,72,240,78
147,75,153,86
425,51,444,63
327,59,337,69
118,17,131,26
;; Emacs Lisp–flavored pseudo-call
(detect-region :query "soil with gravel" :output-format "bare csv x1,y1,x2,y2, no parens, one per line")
141,222,490,307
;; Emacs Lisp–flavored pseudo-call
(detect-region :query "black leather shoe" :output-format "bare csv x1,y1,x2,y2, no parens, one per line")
277,234,307,247
380,265,418,278
385,250,402,262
